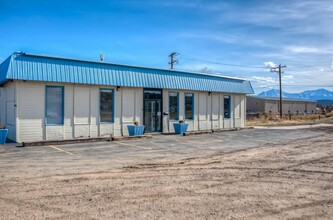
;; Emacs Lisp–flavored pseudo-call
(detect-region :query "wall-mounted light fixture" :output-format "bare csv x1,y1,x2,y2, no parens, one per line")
116,86,121,91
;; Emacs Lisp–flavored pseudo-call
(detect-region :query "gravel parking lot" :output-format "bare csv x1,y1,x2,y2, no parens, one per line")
0,125,332,219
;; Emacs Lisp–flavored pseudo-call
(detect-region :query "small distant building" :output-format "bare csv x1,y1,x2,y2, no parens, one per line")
247,96,317,115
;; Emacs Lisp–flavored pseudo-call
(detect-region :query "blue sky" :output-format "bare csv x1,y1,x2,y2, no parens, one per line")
1,0,332,93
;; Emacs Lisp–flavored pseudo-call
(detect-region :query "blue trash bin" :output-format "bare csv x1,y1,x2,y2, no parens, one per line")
127,125,145,136
0,129,8,144
173,123,188,135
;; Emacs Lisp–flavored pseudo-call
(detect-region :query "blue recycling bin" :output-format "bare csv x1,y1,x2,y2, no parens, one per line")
127,125,145,136
0,129,8,144
173,123,188,135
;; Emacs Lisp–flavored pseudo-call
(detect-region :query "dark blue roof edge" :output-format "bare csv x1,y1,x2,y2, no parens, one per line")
11,51,250,82
0,55,13,85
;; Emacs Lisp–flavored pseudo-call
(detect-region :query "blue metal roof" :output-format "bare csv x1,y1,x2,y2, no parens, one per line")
0,52,254,94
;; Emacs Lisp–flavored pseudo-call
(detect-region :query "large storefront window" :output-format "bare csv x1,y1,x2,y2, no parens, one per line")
185,93,194,120
46,86,64,125
169,92,179,120
100,89,114,123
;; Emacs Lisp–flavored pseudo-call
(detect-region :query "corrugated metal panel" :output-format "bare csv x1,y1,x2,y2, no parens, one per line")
0,52,254,94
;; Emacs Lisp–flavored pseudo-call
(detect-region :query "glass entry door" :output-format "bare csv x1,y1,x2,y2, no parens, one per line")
144,90,162,132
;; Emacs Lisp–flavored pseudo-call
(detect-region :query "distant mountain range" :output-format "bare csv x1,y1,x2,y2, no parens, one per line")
258,89,333,101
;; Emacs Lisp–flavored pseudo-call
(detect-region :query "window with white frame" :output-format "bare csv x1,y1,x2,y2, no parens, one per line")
224,95,231,119
169,92,179,120
100,89,114,123
185,93,194,120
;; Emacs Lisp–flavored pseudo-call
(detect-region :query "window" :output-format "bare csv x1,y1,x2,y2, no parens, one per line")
169,92,179,120
224,95,231,119
46,86,64,125
100,89,114,123
185,93,194,120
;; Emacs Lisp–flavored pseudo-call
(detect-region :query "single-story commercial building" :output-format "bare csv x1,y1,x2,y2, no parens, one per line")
246,96,317,115
0,52,254,143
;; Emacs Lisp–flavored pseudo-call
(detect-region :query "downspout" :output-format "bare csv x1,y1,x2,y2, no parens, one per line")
244,95,247,127
233,95,236,128
14,81,19,143
134,89,136,126
197,93,200,131
120,88,123,136
211,93,213,131
88,87,91,137
72,86,75,138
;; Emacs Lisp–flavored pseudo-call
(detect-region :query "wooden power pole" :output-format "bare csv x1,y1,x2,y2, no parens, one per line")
271,64,287,117
168,52,179,69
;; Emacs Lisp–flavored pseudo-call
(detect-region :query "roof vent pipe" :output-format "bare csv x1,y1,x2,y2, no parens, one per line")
100,54,104,62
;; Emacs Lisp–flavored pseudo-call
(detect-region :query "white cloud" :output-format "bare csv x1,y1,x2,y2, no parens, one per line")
166,0,333,93
263,61,277,69
286,46,319,54
252,76,276,84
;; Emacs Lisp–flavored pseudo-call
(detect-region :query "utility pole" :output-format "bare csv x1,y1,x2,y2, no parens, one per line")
168,52,179,69
271,64,287,118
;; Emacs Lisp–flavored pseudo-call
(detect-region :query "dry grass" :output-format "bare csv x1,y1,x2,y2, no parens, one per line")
247,113,333,126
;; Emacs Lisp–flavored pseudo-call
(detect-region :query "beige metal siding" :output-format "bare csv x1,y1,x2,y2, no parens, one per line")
16,81,44,142
15,81,247,142
0,82,17,141
211,93,220,130
198,92,208,130
234,95,243,128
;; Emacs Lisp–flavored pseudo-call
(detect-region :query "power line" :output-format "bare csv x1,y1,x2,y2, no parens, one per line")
183,55,333,70
183,56,265,69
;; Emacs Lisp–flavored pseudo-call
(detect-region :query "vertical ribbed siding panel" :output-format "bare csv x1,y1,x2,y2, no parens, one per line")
176,74,181,89
52,60,58,82
93,67,99,85
110,68,116,86
126,69,131,87
144,70,149,88
89,66,94,85
116,67,120,86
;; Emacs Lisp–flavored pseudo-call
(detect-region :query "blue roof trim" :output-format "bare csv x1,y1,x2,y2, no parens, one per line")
0,52,254,94
0,55,13,85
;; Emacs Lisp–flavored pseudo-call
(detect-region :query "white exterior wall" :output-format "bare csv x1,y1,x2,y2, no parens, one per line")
162,90,246,133
15,81,142,142
13,81,246,142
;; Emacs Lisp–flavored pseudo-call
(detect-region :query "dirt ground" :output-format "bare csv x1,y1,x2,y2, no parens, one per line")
247,113,333,127
1,128,333,219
